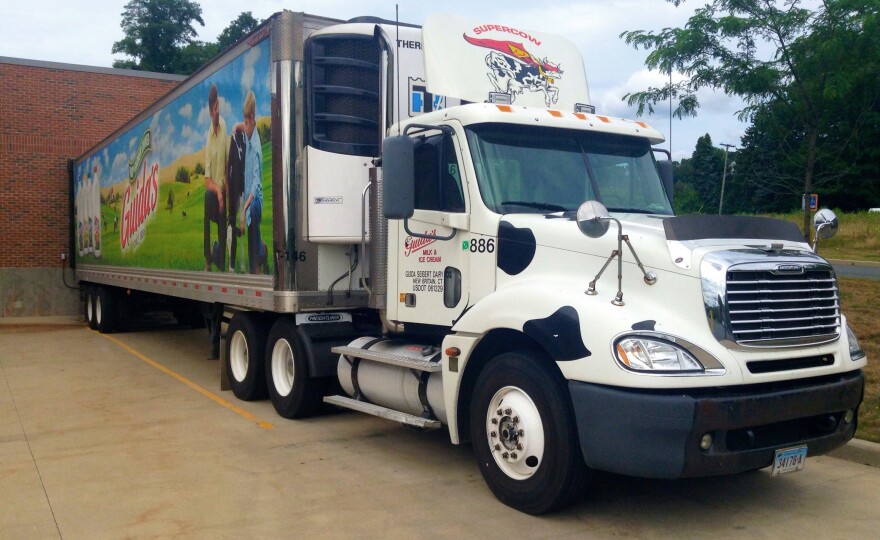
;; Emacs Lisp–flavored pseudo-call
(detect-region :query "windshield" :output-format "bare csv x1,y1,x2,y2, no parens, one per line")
465,123,673,215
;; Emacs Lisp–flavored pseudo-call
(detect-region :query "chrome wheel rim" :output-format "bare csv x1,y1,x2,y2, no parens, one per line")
485,385,545,480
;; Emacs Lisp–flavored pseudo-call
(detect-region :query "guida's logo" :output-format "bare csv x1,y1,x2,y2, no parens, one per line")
404,231,438,257
120,130,159,251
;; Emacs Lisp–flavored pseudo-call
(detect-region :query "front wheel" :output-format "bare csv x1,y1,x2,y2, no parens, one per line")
470,351,589,514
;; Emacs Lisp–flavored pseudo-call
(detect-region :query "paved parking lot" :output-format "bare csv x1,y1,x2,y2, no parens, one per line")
2,319,879,538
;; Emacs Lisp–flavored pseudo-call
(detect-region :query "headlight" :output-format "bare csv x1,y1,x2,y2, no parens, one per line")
847,324,866,361
615,337,704,372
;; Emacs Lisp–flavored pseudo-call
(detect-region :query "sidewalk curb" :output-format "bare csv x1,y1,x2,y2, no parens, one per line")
828,438,880,468
0,315,81,326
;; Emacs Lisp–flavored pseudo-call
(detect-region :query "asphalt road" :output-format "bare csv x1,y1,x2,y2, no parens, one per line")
830,260,880,280
2,320,879,538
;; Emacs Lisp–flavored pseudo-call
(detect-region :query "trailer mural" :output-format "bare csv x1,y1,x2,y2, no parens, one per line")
74,38,273,275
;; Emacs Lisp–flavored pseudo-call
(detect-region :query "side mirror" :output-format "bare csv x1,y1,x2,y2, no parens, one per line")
811,208,838,253
576,200,611,238
658,160,674,203
814,208,838,239
381,135,415,219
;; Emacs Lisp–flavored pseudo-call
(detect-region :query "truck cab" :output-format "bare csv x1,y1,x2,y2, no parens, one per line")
304,13,865,514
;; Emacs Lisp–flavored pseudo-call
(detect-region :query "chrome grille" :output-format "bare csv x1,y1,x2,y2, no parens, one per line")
726,267,840,345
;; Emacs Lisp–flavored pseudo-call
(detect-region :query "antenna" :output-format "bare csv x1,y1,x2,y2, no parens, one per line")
396,4,401,135
668,68,672,157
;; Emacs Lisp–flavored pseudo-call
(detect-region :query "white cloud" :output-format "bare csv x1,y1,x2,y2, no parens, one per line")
101,148,110,176
241,46,261,95
111,151,128,182
179,103,193,119
197,104,210,126
219,96,232,119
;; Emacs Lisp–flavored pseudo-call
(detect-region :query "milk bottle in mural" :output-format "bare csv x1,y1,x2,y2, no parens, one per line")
76,178,84,256
92,165,102,258
86,172,94,254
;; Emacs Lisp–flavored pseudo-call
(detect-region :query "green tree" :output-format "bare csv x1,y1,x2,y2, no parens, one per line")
112,5,266,75
690,134,724,211
672,180,704,214
111,0,205,74
174,41,218,74
622,0,880,237
175,166,190,183
217,12,262,50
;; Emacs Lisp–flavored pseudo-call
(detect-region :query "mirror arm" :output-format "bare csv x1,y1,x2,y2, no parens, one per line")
622,234,658,286
396,123,456,241
403,218,456,241
403,124,454,136
812,222,827,253
585,217,626,305
584,216,657,305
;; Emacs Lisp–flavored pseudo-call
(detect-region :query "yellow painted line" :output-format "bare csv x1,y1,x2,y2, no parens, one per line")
100,333,274,430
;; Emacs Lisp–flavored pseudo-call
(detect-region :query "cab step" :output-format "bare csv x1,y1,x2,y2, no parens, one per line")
323,395,442,429
331,345,442,372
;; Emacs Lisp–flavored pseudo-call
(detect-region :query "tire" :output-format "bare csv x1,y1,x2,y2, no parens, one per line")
84,286,97,329
225,312,268,401
265,318,326,419
470,351,589,514
95,286,117,334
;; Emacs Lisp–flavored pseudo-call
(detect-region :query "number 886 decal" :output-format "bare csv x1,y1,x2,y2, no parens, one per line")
462,237,496,253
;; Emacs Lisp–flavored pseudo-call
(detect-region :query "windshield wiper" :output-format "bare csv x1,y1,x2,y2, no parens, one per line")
499,201,568,213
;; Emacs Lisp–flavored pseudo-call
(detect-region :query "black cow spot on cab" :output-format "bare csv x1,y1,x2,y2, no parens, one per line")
632,320,656,331
523,306,590,361
497,221,536,275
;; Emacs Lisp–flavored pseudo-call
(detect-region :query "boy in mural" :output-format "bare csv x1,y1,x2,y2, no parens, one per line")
235,90,266,274
204,83,228,272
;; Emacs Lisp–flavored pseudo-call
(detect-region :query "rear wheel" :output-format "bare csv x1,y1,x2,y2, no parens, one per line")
470,350,589,514
225,313,267,401
95,287,117,334
84,286,97,329
265,318,326,418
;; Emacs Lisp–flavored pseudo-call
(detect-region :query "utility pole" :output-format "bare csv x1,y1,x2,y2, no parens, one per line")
718,143,735,214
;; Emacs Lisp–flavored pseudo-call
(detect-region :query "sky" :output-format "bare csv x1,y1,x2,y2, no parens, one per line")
0,0,753,161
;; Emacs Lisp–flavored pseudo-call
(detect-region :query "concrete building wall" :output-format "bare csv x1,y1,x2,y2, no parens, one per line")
0,57,183,317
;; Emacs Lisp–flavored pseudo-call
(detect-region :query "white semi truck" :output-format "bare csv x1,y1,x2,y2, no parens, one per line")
73,11,867,514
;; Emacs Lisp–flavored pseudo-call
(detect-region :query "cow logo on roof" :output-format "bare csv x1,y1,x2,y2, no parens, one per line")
463,33,563,107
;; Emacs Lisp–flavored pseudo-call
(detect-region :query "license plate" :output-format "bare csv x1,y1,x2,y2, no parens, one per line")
772,445,808,476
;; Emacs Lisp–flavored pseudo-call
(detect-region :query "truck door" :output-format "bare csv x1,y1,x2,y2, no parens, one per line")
395,132,470,327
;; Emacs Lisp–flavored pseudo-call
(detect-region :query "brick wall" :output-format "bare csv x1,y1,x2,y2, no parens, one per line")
0,57,183,316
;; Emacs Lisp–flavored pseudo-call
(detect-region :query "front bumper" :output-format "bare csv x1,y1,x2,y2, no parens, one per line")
569,370,864,478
